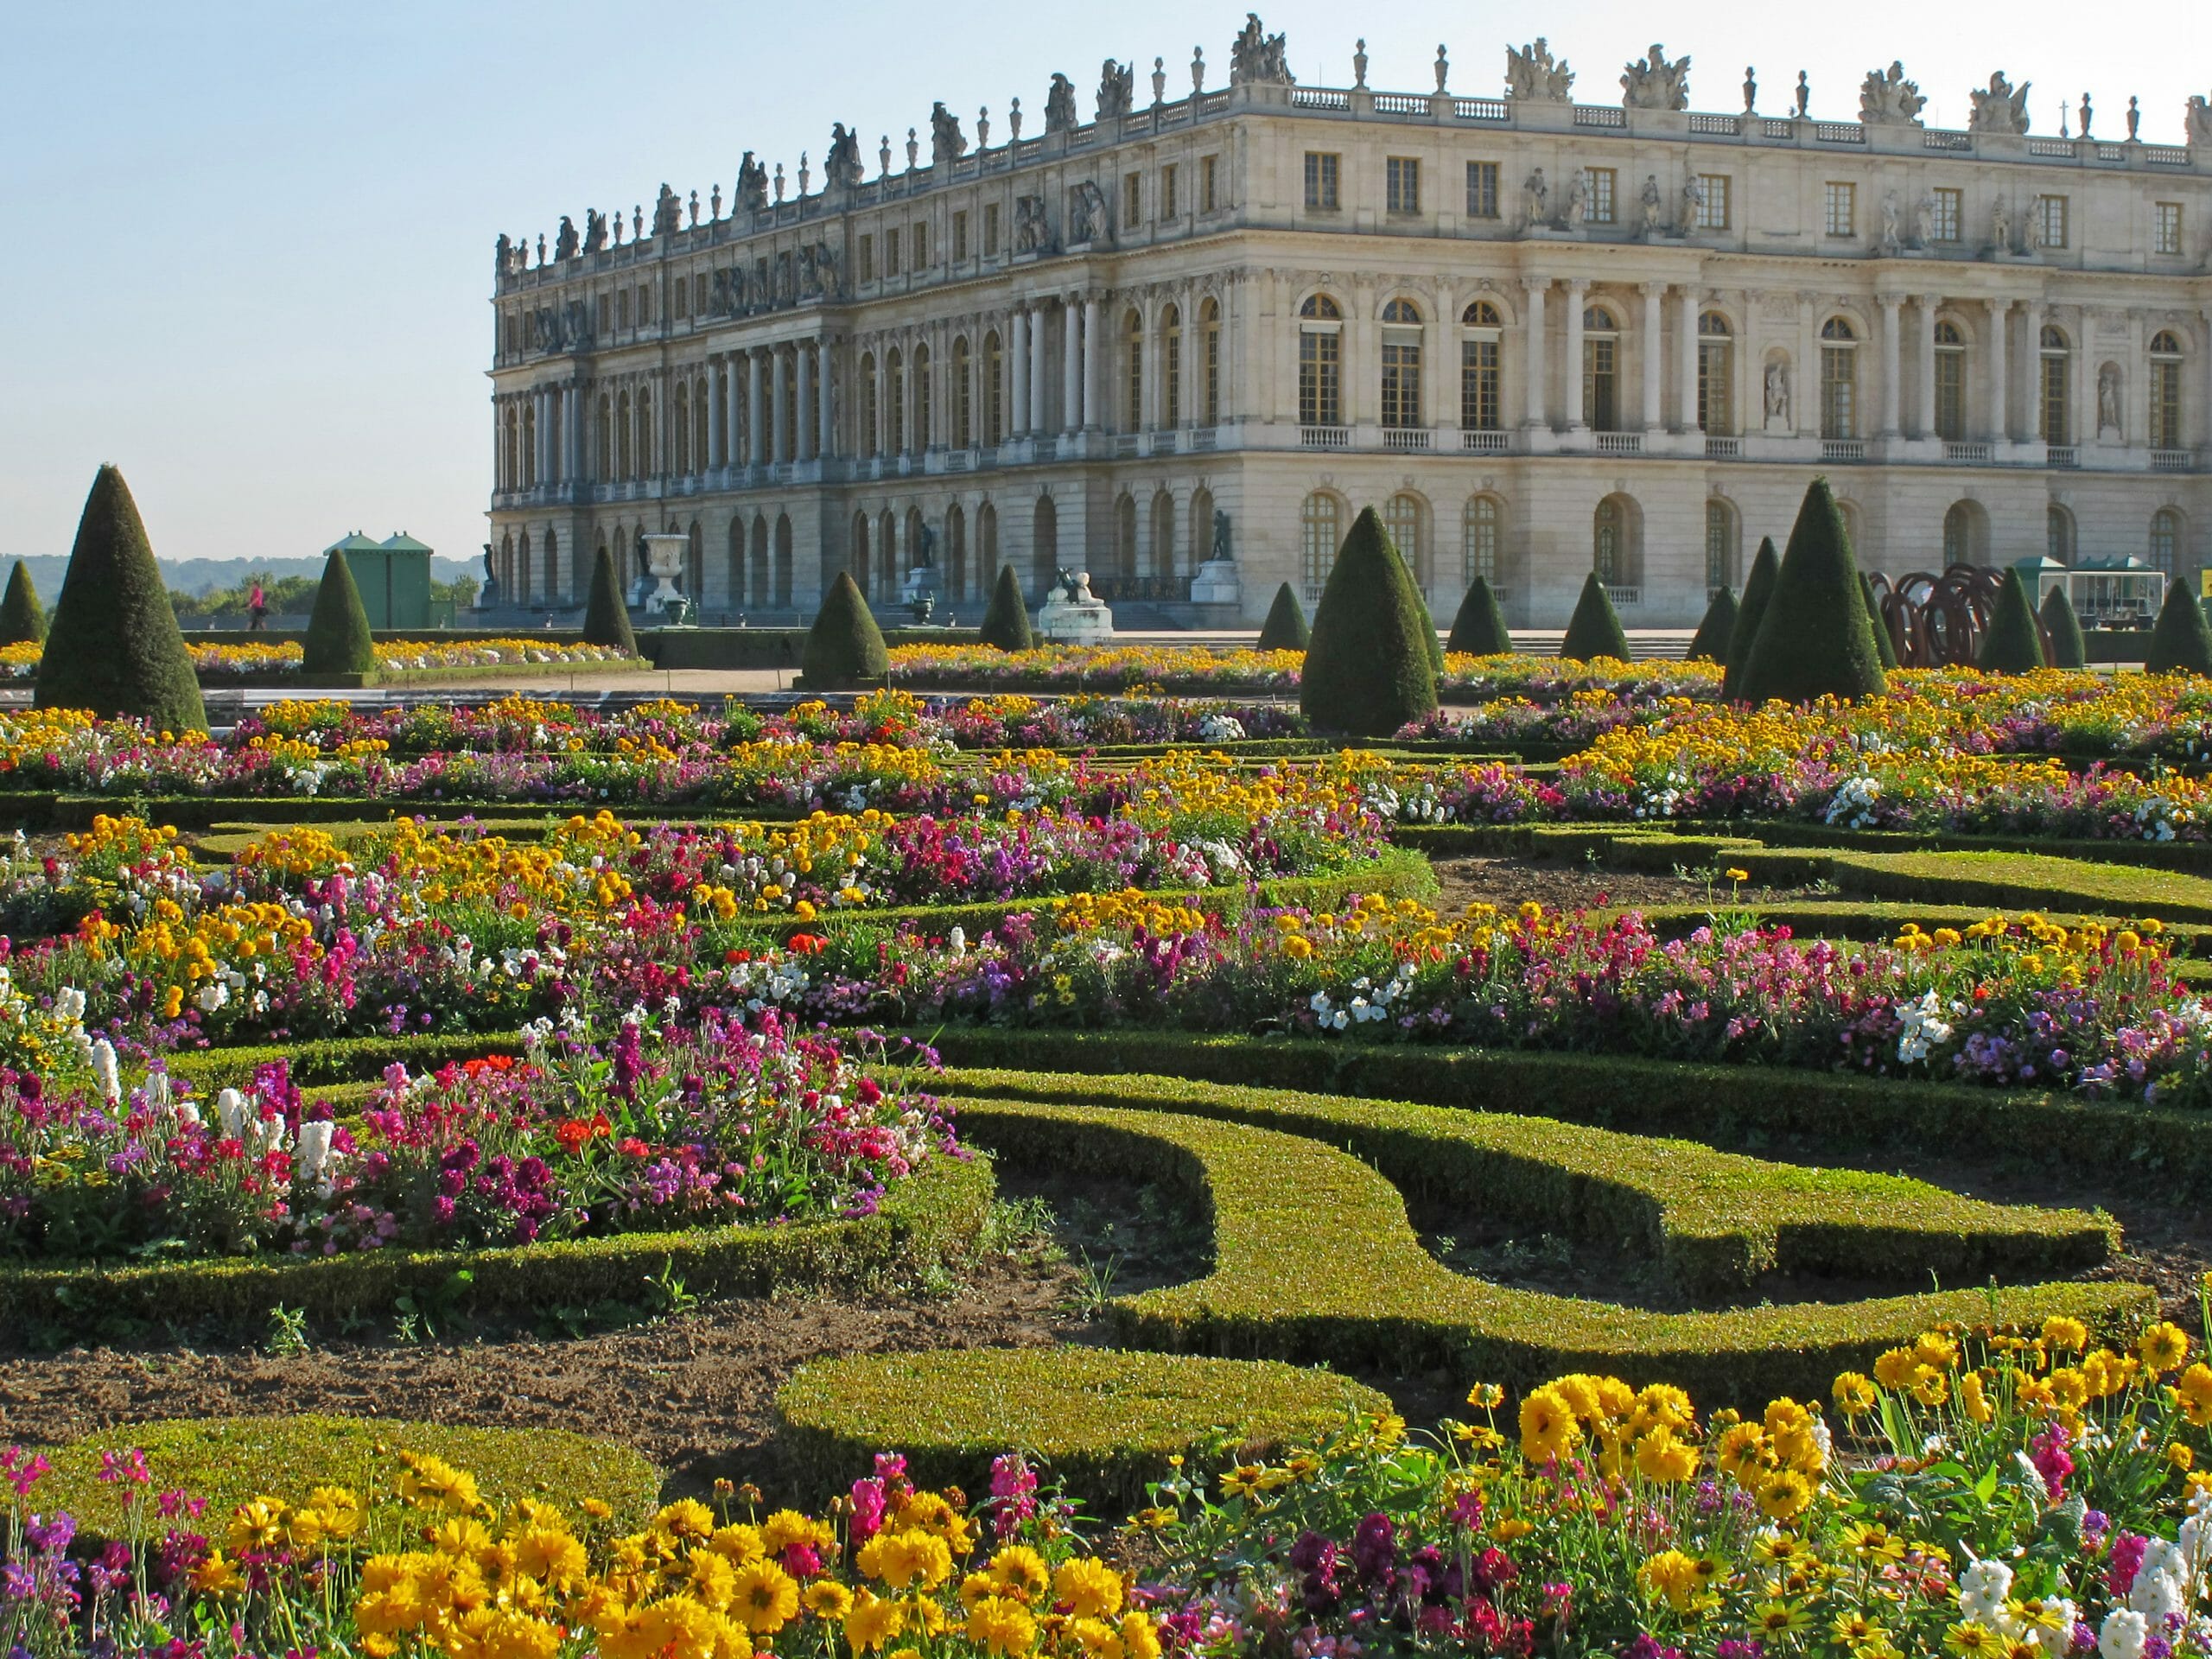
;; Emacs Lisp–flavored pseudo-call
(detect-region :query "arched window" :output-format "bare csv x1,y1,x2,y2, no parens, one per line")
685,520,702,600
944,503,967,599
1189,486,1215,570
2151,331,2184,450
519,404,537,489
880,510,899,581
1300,492,1341,600
1462,496,1502,589
906,508,925,579
1592,494,1641,589
773,512,793,607
672,385,690,476
1933,320,1967,442
1942,501,1982,566
984,332,1005,446
976,500,999,589
616,391,634,478
1820,317,1859,440
2151,508,2183,575
1593,498,1622,584
1384,493,1427,589
1697,312,1733,435
1199,299,1222,424
1582,306,1620,431
2047,504,2075,564
1161,305,1183,428
1461,301,1503,432
1382,299,1423,430
1151,489,1176,580
887,348,906,454
1029,496,1054,597
1123,308,1145,429
727,518,745,607
595,394,613,480
1298,295,1344,428
516,531,531,603
2040,325,2072,447
636,397,652,475
694,376,711,473
952,337,974,448
1114,493,1138,582
913,345,933,451
749,517,770,610
851,512,871,594
1704,499,1738,593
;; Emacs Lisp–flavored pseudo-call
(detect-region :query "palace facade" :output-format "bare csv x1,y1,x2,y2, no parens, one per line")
487,21,2212,626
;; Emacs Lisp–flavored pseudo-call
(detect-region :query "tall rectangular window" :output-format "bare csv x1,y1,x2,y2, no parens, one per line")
1465,161,1499,219
884,228,901,277
2156,202,2183,257
1200,155,1218,213
1821,346,1857,437
2037,195,2069,249
597,292,611,334
1298,331,1342,425
1930,188,1961,243
1697,334,1733,434
982,203,1000,256
2041,353,2069,446
1695,175,1730,230
1304,152,1340,210
1123,173,1142,226
1934,351,1965,442
2152,359,2183,448
1203,311,1221,422
618,290,632,329
1386,157,1421,214
1583,337,1618,430
952,211,969,261
1824,182,1856,238
637,284,652,325
912,221,929,265
1160,164,1178,219
1460,339,1500,429
1381,338,1422,428
859,235,875,283
1584,168,1616,224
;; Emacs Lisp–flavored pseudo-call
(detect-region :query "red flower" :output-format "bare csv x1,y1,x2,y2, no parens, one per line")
787,933,826,956
619,1136,651,1157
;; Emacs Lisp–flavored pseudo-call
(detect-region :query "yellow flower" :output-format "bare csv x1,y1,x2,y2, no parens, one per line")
729,1560,799,1633
189,1548,246,1595
804,1581,855,1621
1832,1373,1878,1417
1466,1382,1505,1409
842,1590,906,1653
398,1452,484,1515
2139,1322,2190,1374
2174,1363,2212,1427
1758,1469,1815,1522
1960,1372,1994,1424
985,1546,1050,1603
1518,1386,1582,1464
226,1496,289,1554
2041,1315,2089,1352
1053,1557,1124,1620
1634,1430,1698,1484
965,1596,1039,1657
1943,1622,2003,1656
1725,868,1750,884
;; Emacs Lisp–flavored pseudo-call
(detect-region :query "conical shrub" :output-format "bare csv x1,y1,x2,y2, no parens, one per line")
1975,568,2049,675
301,549,378,676
35,466,206,733
582,544,639,655
1559,572,1630,662
1736,478,1889,705
1721,537,1780,701
2145,579,2212,676
978,565,1033,652
2040,582,2088,670
1446,576,1513,657
1414,589,1446,675
1299,506,1439,735
802,570,890,689
1684,587,1736,664
0,562,47,646
1256,582,1310,652
1860,575,1899,671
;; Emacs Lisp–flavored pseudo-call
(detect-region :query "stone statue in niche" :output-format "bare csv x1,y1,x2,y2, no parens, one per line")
1504,38,1573,101
735,154,769,216
929,102,968,166
1045,73,1079,133
554,216,579,260
1621,43,1690,111
585,208,609,251
2187,95,2212,149
1992,196,2012,252
2027,200,2049,253
1764,360,1793,429
1069,179,1109,245
825,124,865,190
1880,191,1903,254
1096,60,1135,121
1968,71,2032,135
2099,363,2122,437
1564,172,1588,229
1211,511,1232,563
652,184,682,238
494,233,512,276
1914,194,1936,248
812,242,842,297
1521,168,1550,230
1677,173,1706,235
1858,61,1926,126
1014,194,1051,254
1229,13,1293,86
1639,175,1663,238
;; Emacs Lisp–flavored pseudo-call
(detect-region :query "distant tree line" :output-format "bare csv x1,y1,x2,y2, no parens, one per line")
167,572,477,621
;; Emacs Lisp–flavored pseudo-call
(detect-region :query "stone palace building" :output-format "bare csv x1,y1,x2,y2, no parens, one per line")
486,17,2212,626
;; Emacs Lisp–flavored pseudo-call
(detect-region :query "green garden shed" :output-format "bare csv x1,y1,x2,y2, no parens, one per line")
326,531,434,630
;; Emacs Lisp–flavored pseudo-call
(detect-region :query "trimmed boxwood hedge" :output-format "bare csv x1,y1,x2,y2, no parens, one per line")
39,1415,663,1543
942,1071,2114,1300
952,1096,2145,1405
777,1349,1385,1511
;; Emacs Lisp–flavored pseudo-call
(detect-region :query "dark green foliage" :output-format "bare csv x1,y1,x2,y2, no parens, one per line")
2041,582,2088,669
978,564,1034,652
1256,582,1310,652
2145,579,2212,676
1684,587,1736,664
1558,572,1630,662
1414,588,1446,674
1736,479,1889,705
1861,575,1899,671
801,571,891,689
1298,506,1439,735
0,563,46,645
35,467,207,733
300,550,378,676
1977,569,2050,675
1446,576,1514,657
1721,537,1781,701
582,544,639,655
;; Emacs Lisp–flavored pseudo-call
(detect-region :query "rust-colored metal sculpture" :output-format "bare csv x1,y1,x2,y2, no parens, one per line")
1866,564,2012,667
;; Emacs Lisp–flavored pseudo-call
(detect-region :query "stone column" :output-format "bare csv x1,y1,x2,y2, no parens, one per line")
797,342,816,462
1918,295,1941,441
531,388,548,486
1029,304,1051,435
1990,301,2012,444
1877,295,1903,438
1640,283,1664,431
566,385,582,481
1009,308,1031,436
749,352,768,466
1520,278,1548,428
1179,283,1200,428
708,362,726,467
728,356,745,467
772,349,791,463
817,340,835,459
1562,280,1587,430
1676,287,1700,435
1083,294,1104,429
1063,296,1084,430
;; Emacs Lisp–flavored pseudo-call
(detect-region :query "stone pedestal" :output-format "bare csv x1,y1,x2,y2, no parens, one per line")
1188,559,1241,606
1035,572,1115,644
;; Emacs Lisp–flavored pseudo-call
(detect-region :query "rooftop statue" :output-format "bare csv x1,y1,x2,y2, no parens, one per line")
1622,43,1690,111
735,154,769,216
1968,71,2032,135
651,184,683,238
554,216,579,261
825,124,864,190
1229,14,1293,86
1096,59,1136,120
2186,94,2212,149
1859,60,1926,126
1045,73,1078,133
584,208,609,252
1505,37,1573,101
929,101,968,167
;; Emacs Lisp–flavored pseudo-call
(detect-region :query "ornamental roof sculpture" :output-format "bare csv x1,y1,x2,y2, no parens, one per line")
1968,70,2032,135
1229,14,1293,86
1504,37,1573,101
1621,43,1689,111
1859,61,1926,127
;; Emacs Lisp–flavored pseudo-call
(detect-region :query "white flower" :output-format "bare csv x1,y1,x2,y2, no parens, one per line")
1958,1558,2013,1627
88,1039,121,1103
198,981,230,1014
1896,989,1954,1065
948,926,967,956
213,1087,246,1141
2097,1608,2146,1659
2128,1567,2183,1624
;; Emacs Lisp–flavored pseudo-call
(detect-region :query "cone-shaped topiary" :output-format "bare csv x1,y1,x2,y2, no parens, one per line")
978,564,1034,652
1976,568,2050,675
1860,575,1899,671
1446,576,1514,657
301,549,378,676
801,571,890,689
1559,572,1630,662
0,562,46,646
1299,506,1439,735
2145,578,2212,676
1721,537,1781,701
35,466,206,733
1684,587,1736,664
582,543,639,656
1414,589,1445,674
1256,582,1310,652
1736,478,1889,706
2040,582,2088,670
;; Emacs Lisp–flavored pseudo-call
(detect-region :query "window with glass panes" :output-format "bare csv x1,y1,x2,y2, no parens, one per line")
2156,203,2183,257
1697,312,1732,434
1387,157,1421,214
1820,317,1858,438
884,228,900,277
1200,156,1218,213
1593,499,1623,583
1582,308,1619,431
1301,493,1339,599
1823,182,1856,237
1299,296,1343,425
1123,174,1142,226
1933,321,1966,442
1201,302,1221,423
2152,510,2182,575
1695,175,1730,230
1460,300,1502,430
1931,188,1961,243
1463,497,1499,585
1124,309,1144,427
1705,500,1734,592
952,212,969,261
2037,196,2069,249
983,204,1000,255
1381,299,1422,429
2152,333,2183,448
1305,153,1339,210
1385,494,1426,587
2040,327,2070,445
1585,168,1616,224
1161,166,1178,219
985,334,1004,444
1162,307,1182,427
1465,162,1499,219
953,340,973,446
859,235,875,282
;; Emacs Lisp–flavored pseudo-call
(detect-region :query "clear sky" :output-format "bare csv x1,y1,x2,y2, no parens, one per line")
5,0,2207,570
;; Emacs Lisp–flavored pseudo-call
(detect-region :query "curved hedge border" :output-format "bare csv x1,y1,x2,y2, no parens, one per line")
941,1071,2113,1298
955,1096,2149,1404
0,1153,993,1338
38,1414,663,1542
777,1347,1386,1511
